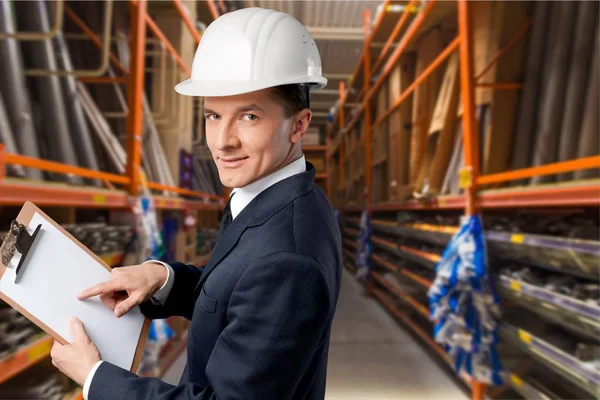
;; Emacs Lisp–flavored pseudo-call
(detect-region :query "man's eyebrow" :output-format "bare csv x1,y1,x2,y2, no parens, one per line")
203,104,265,115
234,104,265,114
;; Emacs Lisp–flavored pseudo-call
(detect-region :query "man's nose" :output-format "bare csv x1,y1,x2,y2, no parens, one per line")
215,122,240,150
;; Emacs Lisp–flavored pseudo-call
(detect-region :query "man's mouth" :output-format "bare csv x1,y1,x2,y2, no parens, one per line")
219,156,249,167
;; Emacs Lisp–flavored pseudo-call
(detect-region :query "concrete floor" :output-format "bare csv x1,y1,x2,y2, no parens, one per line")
163,269,467,399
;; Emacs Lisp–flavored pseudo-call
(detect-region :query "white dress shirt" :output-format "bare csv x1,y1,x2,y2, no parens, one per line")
83,155,307,398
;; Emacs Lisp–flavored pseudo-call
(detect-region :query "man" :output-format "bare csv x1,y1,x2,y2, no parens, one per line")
50,7,342,400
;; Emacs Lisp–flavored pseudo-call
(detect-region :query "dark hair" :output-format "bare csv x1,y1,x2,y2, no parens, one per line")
268,84,310,118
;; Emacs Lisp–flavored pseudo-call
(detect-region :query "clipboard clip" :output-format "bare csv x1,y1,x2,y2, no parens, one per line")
0,220,42,280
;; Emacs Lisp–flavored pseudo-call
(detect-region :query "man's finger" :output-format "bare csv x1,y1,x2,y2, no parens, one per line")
114,295,141,318
50,340,62,358
100,293,117,311
70,317,89,342
77,280,120,300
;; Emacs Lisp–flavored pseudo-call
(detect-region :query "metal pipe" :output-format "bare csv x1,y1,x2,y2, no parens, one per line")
144,11,190,76
79,76,128,84
0,0,62,40
154,57,182,124
458,0,480,245
150,45,167,117
25,1,114,77
0,0,42,179
0,92,25,177
125,0,147,195
5,152,130,184
20,0,80,183
172,0,201,44
344,0,438,133
372,0,417,76
207,0,219,20
218,0,226,15
373,38,460,130
54,25,102,184
477,156,600,185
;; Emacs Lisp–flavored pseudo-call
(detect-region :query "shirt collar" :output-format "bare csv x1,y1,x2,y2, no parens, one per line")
230,155,307,220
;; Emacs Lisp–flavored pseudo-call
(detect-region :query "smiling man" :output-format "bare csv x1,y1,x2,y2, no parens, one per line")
50,7,343,400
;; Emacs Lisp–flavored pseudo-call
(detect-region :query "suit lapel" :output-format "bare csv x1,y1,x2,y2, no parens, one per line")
194,162,317,298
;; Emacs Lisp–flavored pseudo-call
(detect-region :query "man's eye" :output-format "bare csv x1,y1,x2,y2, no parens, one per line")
206,114,219,121
242,114,258,121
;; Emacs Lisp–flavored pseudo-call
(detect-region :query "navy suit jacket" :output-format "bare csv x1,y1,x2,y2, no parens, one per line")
90,162,342,399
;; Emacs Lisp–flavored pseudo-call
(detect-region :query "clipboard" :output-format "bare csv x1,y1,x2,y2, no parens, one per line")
0,201,150,372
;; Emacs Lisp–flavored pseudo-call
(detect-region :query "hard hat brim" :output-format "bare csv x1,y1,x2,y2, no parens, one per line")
174,76,327,97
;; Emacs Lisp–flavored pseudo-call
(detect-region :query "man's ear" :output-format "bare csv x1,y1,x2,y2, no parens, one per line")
290,109,312,144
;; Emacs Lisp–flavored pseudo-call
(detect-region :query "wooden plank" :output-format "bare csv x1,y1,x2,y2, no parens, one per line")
416,53,460,194
472,1,497,105
388,55,416,201
373,82,389,166
530,2,579,183
556,2,599,181
409,27,444,184
484,1,529,177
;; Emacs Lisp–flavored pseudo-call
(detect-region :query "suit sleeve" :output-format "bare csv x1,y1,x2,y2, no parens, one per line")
139,262,204,320
88,252,332,400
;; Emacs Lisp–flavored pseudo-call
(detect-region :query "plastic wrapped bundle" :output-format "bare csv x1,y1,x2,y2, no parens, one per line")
355,210,373,281
428,215,503,385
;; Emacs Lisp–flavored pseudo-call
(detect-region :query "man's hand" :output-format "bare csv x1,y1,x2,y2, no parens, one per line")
51,318,101,386
78,263,167,317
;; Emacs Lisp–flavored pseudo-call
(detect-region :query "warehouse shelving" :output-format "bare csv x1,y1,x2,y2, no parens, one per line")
506,373,553,400
0,0,225,391
330,1,600,399
0,334,53,384
372,271,430,319
498,276,600,340
500,326,600,398
341,182,600,213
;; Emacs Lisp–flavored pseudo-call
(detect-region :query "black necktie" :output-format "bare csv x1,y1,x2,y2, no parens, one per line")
217,194,234,238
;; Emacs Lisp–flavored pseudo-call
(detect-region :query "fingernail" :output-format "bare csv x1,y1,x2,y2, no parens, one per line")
69,317,76,323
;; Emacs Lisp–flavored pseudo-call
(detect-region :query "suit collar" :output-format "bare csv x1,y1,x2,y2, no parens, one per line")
195,162,317,296
230,155,307,219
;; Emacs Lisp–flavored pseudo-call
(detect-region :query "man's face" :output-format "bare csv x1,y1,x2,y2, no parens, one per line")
204,89,304,188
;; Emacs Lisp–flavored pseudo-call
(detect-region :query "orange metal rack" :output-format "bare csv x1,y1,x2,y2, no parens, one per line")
331,1,599,399
0,0,225,210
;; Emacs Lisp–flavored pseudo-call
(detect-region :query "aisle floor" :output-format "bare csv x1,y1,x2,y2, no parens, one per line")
163,269,467,399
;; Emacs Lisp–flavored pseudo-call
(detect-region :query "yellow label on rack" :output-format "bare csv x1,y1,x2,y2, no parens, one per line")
458,168,472,189
509,280,522,292
510,374,524,388
92,195,107,205
439,198,448,207
27,339,51,362
518,330,532,344
510,234,525,244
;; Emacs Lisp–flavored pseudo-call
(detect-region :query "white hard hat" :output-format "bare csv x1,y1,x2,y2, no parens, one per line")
175,7,327,97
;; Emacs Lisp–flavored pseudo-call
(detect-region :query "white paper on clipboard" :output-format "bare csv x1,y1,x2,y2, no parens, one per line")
0,212,145,371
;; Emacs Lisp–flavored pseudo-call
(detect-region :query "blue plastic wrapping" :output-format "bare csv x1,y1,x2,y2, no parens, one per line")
428,215,503,385
355,210,373,281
